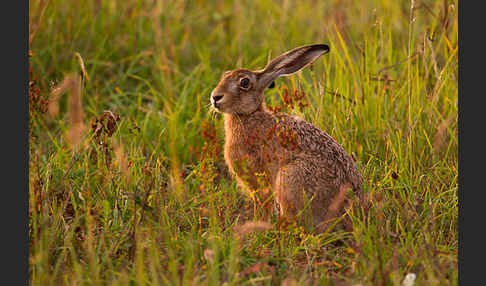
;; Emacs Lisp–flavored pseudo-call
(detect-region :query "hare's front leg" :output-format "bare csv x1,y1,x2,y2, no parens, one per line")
251,187,273,221
234,174,273,221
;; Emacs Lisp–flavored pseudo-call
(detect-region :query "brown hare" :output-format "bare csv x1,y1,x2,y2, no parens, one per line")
210,44,365,232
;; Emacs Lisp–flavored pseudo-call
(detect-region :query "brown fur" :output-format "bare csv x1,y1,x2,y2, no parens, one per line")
211,44,365,232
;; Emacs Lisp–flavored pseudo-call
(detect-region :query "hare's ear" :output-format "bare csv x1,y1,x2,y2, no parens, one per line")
256,44,329,90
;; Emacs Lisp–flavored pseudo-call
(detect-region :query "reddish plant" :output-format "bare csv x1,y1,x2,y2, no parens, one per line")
267,86,309,114
29,66,49,124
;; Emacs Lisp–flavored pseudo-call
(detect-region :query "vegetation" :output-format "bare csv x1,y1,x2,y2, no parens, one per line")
29,0,458,285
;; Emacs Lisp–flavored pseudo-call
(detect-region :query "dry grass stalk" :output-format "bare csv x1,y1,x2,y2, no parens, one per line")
317,184,350,233
75,52,90,83
234,221,273,237
326,185,349,219
48,75,72,117
281,277,298,286
203,249,214,263
49,73,87,150
240,263,265,276
114,142,130,184
66,75,86,150
29,0,50,44
432,115,454,153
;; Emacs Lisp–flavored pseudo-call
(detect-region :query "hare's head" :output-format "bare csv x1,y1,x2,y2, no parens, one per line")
210,44,330,115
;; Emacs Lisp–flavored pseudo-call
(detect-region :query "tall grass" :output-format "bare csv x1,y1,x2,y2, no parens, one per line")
29,0,457,285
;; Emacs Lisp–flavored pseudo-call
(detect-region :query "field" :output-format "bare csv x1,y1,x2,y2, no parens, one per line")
29,0,458,285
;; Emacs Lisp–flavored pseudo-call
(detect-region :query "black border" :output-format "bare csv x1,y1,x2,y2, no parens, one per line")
458,1,481,285
1,0,29,284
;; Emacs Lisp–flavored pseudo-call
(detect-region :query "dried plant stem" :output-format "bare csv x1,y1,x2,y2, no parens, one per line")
407,0,416,172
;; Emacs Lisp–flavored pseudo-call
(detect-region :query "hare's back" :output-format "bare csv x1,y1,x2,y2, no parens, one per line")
278,114,362,187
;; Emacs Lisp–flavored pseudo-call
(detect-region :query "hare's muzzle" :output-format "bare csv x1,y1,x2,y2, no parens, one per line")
212,94,223,103
210,91,224,108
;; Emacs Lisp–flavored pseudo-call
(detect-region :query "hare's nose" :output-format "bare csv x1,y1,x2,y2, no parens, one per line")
212,94,224,103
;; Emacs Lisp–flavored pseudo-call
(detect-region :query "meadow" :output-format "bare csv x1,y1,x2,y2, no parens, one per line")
29,0,458,285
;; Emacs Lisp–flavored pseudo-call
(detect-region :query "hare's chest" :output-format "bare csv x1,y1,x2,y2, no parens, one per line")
224,139,263,174
225,138,274,188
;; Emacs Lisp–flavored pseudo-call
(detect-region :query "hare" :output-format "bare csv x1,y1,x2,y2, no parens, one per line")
210,44,365,232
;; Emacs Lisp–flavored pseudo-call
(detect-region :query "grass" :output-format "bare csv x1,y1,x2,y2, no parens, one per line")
29,0,458,285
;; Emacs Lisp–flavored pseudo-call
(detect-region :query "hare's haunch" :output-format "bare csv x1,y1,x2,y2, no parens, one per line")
210,44,364,232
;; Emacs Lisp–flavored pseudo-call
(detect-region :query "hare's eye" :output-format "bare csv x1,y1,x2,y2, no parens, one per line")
240,78,250,89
